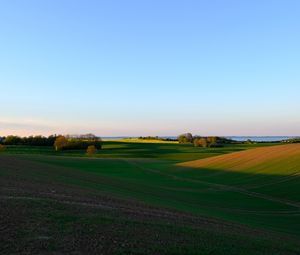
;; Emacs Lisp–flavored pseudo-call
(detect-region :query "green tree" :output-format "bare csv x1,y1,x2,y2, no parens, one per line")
207,136,218,147
86,145,97,156
207,136,217,144
54,136,68,151
199,138,208,148
4,135,22,145
193,138,200,147
0,144,6,152
178,133,193,143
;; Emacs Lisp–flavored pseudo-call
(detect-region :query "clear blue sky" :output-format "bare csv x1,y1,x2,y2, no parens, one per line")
1,0,299,136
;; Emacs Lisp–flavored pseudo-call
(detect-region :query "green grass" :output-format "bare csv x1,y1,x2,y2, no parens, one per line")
1,141,300,254
13,154,297,236
3,140,279,161
112,138,179,144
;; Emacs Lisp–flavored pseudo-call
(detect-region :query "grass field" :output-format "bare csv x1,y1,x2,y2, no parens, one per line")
1,141,300,254
2,140,279,161
112,138,179,144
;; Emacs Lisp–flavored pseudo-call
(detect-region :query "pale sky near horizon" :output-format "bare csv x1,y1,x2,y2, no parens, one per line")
1,0,300,136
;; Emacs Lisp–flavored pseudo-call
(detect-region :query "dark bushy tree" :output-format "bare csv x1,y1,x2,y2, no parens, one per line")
86,145,97,156
54,136,68,151
54,134,102,151
0,144,6,152
1,134,102,151
3,135,57,146
4,136,22,145
193,136,230,148
178,133,193,144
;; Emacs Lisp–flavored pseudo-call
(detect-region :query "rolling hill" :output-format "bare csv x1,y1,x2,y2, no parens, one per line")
1,143,300,254
178,143,300,206
178,143,300,174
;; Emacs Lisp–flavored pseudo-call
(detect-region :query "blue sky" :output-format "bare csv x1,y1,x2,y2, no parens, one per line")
1,0,299,136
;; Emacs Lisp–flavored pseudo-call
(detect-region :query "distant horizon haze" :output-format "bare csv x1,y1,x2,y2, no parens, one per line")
0,123,299,139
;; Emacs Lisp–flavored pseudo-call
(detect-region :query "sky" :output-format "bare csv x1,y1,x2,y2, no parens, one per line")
0,0,300,136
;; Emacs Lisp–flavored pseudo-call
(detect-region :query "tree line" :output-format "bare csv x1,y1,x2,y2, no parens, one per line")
138,136,177,141
177,133,234,148
53,135,102,151
0,134,102,152
0,135,57,146
282,138,300,143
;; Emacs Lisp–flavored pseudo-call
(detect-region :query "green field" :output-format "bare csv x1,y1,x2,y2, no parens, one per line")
3,140,279,161
1,141,300,254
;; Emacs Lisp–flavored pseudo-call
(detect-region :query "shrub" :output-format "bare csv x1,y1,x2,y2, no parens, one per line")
0,144,6,152
86,145,97,156
54,136,68,151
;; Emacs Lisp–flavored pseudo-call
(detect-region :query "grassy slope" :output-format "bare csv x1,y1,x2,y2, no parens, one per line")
1,142,300,253
18,154,299,236
178,144,300,201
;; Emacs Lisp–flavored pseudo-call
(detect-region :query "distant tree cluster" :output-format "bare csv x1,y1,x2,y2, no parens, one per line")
54,136,68,151
282,138,300,143
193,136,224,148
54,134,102,151
177,133,193,144
1,135,56,146
86,145,97,156
138,136,160,140
0,144,6,152
138,136,176,141
177,133,235,148
0,134,102,153
65,133,98,141
244,139,255,144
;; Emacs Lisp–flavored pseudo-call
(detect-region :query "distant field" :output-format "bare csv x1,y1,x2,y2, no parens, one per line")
112,138,179,144
1,142,300,254
179,143,300,171
178,143,300,211
2,140,279,161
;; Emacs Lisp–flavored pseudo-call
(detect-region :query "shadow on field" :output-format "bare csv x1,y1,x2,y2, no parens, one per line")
1,154,300,254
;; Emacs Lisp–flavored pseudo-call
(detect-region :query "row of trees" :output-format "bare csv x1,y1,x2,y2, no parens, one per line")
138,136,161,140
53,135,102,151
0,134,102,153
1,135,57,146
193,136,222,148
137,136,177,141
0,144,6,151
177,133,234,148
282,138,300,143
